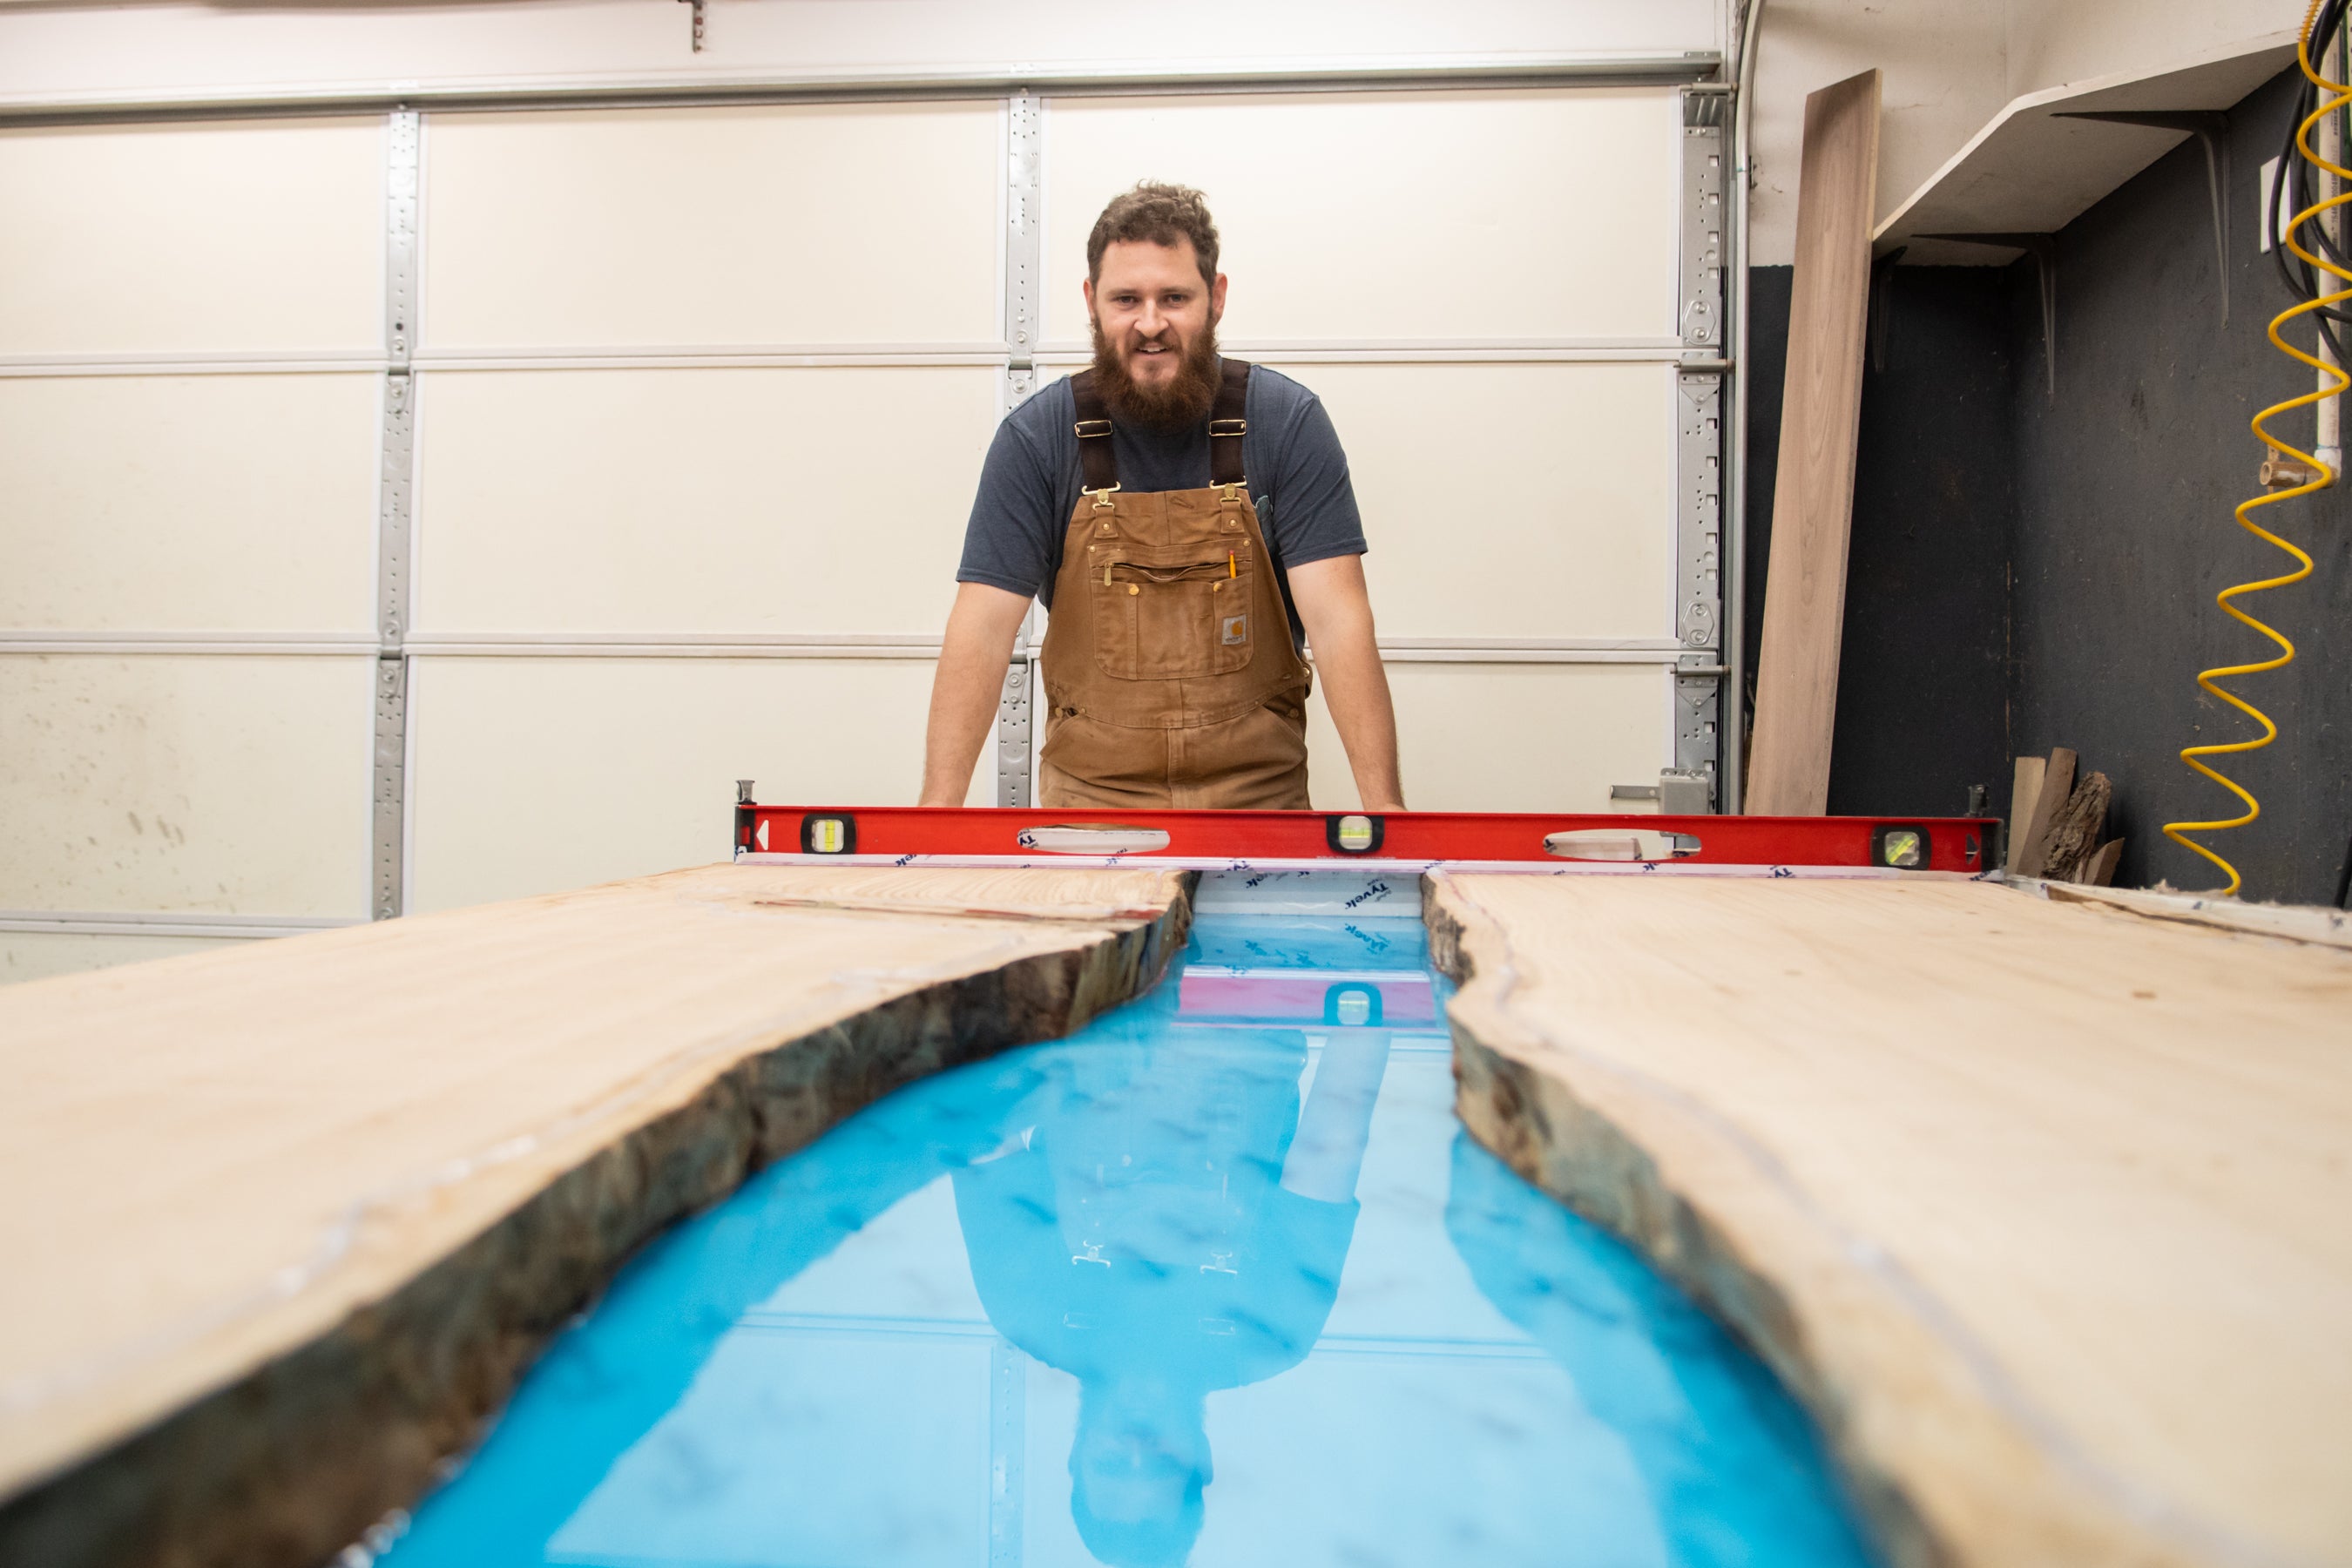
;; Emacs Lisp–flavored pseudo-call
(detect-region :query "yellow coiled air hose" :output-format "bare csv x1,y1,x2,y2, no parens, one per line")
2161,8,2341,896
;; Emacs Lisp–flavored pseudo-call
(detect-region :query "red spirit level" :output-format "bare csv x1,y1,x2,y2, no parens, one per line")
733,797,1997,876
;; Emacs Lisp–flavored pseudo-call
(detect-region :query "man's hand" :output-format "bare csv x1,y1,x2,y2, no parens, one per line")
920,583,1033,806
1288,554,1405,812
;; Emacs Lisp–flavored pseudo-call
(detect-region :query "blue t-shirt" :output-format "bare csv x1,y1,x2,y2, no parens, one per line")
955,362,1368,644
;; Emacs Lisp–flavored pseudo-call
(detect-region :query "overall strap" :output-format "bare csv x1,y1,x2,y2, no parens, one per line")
1066,359,1254,494
1211,357,1251,488
1070,370,1119,494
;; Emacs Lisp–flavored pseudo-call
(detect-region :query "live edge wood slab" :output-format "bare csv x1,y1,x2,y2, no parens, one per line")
1427,871,2352,1568
0,863,1194,1568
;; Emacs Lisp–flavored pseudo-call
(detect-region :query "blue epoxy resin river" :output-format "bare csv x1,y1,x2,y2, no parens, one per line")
376,875,1873,1568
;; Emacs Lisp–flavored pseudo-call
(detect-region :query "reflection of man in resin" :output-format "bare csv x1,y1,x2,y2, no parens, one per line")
953,986,1389,1567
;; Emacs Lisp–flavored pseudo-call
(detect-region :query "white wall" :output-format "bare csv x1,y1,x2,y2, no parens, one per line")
0,0,2308,264
1746,0,2307,265
1744,0,2006,267
2004,0,2303,100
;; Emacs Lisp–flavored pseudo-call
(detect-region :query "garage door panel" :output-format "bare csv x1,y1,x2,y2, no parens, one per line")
407,657,985,913
0,654,372,916
422,105,1002,349
1259,360,1675,642
1308,661,1668,813
0,120,383,357
0,375,380,633
413,367,998,635
1043,91,1680,346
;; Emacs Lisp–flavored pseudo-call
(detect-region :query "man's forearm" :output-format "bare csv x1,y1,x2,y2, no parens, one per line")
1316,636,1405,812
920,584,1031,806
1281,1031,1392,1202
919,653,1004,807
1288,556,1404,811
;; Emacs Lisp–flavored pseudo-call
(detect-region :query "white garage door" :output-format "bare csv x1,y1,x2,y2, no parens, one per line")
1,69,1723,974
0,118,386,979
1033,88,1721,814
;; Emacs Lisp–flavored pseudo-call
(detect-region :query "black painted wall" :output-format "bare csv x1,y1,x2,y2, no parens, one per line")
1746,64,2352,904
2008,66,2352,904
1744,265,2017,822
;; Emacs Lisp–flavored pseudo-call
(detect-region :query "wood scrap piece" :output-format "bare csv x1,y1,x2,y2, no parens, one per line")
2044,878,2352,948
2040,770,2112,882
0,862,1193,1568
2083,839,2124,888
1425,870,2352,1568
2005,754,2047,872
2015,747,2079,877
1746,69,1882,816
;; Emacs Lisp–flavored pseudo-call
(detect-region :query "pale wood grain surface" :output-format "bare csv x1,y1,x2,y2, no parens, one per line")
1429,871,2352,1568
1747,70,1880,816
0,862,1188,1557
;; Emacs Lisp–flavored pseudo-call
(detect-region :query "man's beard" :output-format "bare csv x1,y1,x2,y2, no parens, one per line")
1089,314,1220,434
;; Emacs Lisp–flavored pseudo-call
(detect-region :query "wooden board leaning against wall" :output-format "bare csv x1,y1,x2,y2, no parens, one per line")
1747,70,1882,816
0,863,1195,1568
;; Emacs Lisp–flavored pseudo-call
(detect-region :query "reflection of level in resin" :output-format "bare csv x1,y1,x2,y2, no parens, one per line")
1176,965,1435,1026
379,913,1869,1568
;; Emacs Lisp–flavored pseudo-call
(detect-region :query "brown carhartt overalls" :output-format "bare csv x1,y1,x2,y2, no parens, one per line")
1037,358,1314,808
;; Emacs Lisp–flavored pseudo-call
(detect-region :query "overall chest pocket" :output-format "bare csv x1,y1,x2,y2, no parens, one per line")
1088,542,1258,681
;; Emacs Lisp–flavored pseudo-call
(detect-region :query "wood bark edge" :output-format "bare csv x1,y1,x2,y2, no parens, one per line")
1416,870,2207,1568
0,877,1196,1568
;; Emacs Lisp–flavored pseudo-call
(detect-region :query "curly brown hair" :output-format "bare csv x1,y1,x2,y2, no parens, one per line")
1085,182,1221,287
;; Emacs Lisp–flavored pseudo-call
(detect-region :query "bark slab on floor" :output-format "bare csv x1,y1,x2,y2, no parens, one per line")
0,862,1193,1568
1426,870,2352,1568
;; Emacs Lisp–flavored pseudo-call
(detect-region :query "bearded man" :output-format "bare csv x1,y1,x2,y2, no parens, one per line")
920,182,1405,811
